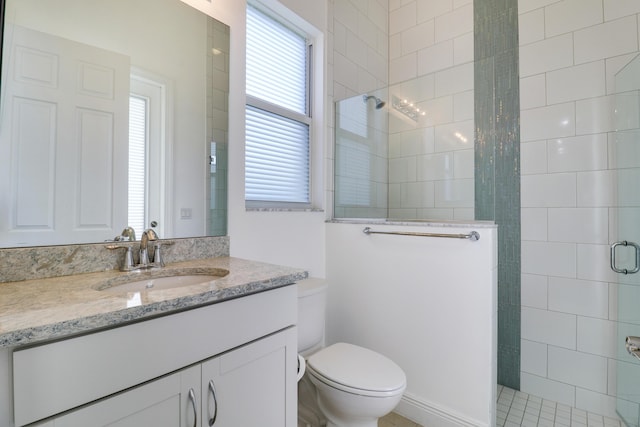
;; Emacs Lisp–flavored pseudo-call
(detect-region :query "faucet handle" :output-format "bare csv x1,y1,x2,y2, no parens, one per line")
152,241,174,267
106,244,135,271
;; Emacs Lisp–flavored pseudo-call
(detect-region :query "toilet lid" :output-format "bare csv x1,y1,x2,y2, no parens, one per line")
307,343,406,394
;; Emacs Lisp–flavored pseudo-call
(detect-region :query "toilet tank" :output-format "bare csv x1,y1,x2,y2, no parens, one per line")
297,278,328,354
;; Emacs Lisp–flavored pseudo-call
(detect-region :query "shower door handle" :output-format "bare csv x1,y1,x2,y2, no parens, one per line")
626,336,640,360
610,241,640,274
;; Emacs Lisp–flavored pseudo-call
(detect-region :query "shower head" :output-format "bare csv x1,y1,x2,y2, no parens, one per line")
363,95,386,109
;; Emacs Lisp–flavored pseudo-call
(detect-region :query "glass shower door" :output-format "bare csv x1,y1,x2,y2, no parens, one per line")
613,54,640,427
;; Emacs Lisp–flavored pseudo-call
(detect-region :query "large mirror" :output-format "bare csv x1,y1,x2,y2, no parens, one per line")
0,0,229,248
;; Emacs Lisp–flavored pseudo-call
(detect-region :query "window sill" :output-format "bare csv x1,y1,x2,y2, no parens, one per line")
245,207,324,213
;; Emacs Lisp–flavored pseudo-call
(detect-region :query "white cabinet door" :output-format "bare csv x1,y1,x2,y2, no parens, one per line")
34,365,201,427
201,327,298,427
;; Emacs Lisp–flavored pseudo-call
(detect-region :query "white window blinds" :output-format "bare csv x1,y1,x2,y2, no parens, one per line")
128,95,147,234
245,4,311,205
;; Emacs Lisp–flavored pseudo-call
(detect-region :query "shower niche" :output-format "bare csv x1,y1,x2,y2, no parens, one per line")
334,86,475,221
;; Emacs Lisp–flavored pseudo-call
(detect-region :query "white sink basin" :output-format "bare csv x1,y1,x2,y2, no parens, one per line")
104,275,221,293
98,270,228,294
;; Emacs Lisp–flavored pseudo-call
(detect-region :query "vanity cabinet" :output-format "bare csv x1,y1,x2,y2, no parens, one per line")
32,327,296,427
12,285,297,427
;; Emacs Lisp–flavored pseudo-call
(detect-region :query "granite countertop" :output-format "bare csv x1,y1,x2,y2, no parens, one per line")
0,257,307,348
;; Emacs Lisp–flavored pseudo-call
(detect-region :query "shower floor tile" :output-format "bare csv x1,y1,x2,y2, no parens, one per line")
496,386,623,427
381,386,624,427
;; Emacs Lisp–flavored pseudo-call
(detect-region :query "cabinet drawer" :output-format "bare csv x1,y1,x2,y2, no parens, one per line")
13,285,296,426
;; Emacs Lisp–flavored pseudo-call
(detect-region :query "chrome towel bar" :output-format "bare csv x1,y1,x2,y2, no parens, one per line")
362,227,480,241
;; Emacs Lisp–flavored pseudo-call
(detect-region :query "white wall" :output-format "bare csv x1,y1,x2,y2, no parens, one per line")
184,0,328,277
518,0,640,417
326,221,497,427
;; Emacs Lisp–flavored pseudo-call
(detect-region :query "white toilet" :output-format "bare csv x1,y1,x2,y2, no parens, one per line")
297,279,407,427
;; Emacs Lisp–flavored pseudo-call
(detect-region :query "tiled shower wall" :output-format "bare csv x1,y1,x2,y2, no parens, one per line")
519,0,640,417
388,0,475,221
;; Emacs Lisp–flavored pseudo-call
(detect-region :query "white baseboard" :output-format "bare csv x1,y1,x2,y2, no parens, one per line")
394,392,491,427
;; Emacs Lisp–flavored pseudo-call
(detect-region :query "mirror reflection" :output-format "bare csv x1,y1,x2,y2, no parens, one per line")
0,0,229,248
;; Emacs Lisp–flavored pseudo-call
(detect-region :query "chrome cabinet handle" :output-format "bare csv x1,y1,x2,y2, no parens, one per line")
610,241,640,274
188,388,197,427
208,380,218,426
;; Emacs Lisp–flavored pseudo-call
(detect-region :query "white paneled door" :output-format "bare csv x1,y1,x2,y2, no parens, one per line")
611,53,640,427
0,25,129,246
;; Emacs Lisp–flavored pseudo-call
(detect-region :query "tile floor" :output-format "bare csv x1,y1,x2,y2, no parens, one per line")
496,386,623,427
380,386,626,427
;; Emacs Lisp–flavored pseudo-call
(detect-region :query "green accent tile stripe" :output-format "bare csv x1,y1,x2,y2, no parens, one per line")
474,0,521,390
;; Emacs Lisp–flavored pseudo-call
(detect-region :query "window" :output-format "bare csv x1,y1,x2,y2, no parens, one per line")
245,3,312,207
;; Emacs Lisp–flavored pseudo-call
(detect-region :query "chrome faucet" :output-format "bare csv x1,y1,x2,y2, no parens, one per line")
107,226,172,271
139,228,159,267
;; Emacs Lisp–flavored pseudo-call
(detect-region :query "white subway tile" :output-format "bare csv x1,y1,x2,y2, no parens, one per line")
575,388,618,420
577,170,616,207
522,307,577,349
453,148,474,179
390,53,418,84
519,9,545,45
434,178,473,208
604,0,640,22
575,95,615,135
453,32,474,65
416,152,454,180
617,168,640,208
434,120,473,152
346,31,367,68
333,21,348,56
417,96,453,127
521,140,548,175
401,182,421,208
435,4,473,43
518,0,564,14
604,53,638,94
417,40,454,75
522,339,548,377
548,276,609,318
389,33,402,59
454,0,472,7
334,1,359,33
614,91,640,131
368,0,388,33
548,208,608,244
401,20,435,55
521,372,576,408
520,74,547,110
548,346,607,393
577,244,618,283
522,272,548,308
574,15,639,65
453,207,474,221
546,61,606,105
520,33,573,77
545,0,603,38
435,62,473,97
333,52,359,91
607,358,617,396
521,173,576,208
521,103,576,142
522,241,577,278
548,134,608,173
417,0,454,23
577,317,616,358
453,90,473,121
390,2,417,34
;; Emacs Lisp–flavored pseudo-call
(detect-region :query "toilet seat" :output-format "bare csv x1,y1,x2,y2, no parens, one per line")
307,343,406,398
